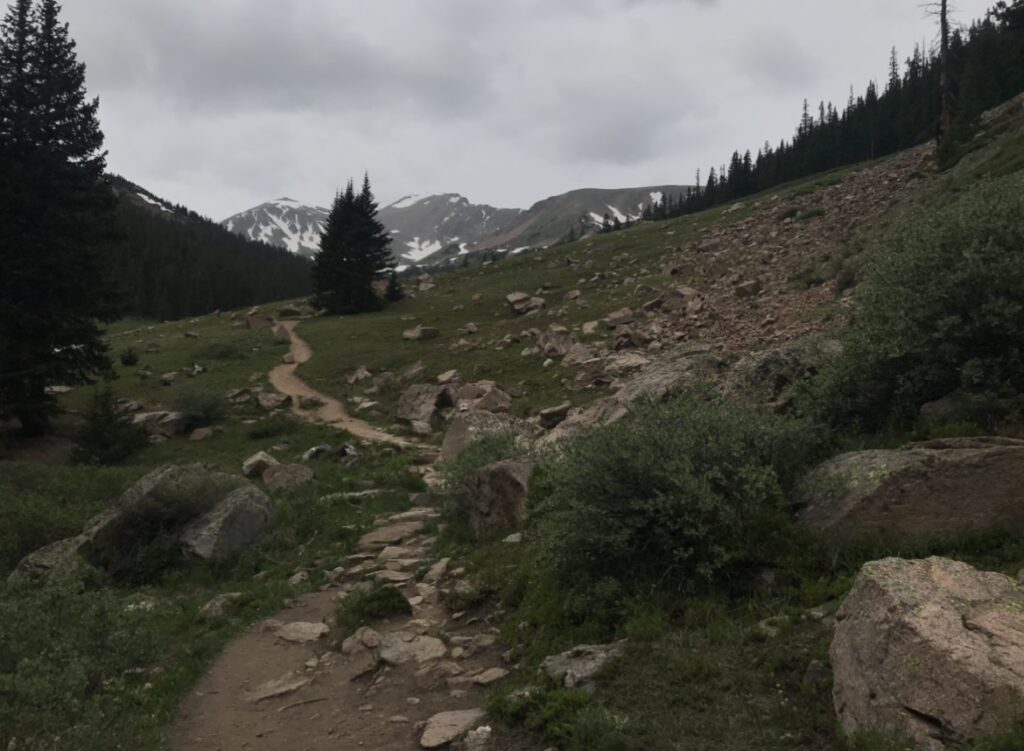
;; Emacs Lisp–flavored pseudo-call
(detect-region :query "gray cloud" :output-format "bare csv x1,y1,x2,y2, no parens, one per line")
61,0,995,217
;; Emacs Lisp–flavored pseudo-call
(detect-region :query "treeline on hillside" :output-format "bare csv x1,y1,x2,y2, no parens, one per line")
108,178,312,321
639,0,1024,221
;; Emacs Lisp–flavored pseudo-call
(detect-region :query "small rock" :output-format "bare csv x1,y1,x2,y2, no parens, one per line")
249,673,311,703
275,621,329,644
420,709,486,749
473,668,509,686
262,464,315,491
403,326,441,342
199,592,245,619
243,451,279,477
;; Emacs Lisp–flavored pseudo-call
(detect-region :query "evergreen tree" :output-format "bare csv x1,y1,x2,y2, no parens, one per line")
0,0,119,435
311,173,394,315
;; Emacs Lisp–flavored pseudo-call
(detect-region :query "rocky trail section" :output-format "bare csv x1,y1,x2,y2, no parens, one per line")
269,321,417,449
169,505,534,750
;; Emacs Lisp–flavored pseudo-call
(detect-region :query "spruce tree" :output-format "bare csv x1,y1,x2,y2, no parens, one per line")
0,0,118,435
311,173,393,315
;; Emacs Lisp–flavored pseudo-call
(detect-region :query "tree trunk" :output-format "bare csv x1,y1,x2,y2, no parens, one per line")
938,0,954,146
14,380,51,437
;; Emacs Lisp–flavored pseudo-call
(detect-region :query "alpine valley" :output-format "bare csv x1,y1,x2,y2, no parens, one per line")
221,185,691,267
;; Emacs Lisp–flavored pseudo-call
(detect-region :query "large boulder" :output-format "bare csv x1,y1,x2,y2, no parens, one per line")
396,384,454,434
463,461,534,535
246,313,274,330
613,343,725,403
796,437,1024,541
832,557,1024,750
132,411,187,437
540,641,628,692
11,465,272,581
440,411,542,463
506,292,546,315
262,464,315,491
272,324,292,343
243,451,279,477
180,485,274,560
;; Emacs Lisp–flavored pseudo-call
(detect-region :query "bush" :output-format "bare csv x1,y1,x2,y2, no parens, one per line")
196,342,247,361
0,577,165,750
172,387,226,431
440,430,520,498
812,175,1024,432
118,347,139,367
72,387,149,466
84,486,215,585
247,414,297,440
334,584,412,641
531,391,820,601
0,465,134,577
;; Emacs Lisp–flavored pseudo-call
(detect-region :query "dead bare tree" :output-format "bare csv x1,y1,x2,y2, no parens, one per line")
922,0,956,146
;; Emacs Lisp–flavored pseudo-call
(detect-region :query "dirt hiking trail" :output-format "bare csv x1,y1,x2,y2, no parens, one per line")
268,321,415,448
168,507,530,751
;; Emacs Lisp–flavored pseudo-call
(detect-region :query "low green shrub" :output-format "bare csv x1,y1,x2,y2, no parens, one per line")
247,414,297,440
72,387,149,466
118,347,139,367
0,464,134,577
334,584,411,641
196,342,247,361
531,391,821,602
172,387,226,431
811,174,1024,432
440,431,520,496
247,414,297,439
0,577,166,750
84,488,214,586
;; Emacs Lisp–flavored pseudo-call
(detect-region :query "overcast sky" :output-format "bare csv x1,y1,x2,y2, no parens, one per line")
63,0,994,220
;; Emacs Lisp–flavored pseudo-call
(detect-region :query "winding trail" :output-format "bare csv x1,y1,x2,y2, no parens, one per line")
268,321,414,448
168,508,521,751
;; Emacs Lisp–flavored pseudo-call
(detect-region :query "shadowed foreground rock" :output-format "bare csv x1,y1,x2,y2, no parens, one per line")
463,461,534,535
796,437,1024,541
12,464,274,581
832,557,1024,750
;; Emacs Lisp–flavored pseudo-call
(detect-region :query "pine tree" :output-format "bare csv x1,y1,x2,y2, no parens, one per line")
0,0,119,435
311,173,394,315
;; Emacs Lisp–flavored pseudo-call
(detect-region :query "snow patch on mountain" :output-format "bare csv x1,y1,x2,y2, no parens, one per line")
391,195,425,209
137,192,172,213
403,238,444,263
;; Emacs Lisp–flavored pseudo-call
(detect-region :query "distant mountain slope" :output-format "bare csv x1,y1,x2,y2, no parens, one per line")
222,198,329,258
221,185,690,268
477,184,691,251
108,176,312,320
378,193,522,263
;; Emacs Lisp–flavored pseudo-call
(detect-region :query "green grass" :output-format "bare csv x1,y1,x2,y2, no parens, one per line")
334,583,413,641
297,206,749,425
5,94,1024,750
61,314,289,416
0,407,421,750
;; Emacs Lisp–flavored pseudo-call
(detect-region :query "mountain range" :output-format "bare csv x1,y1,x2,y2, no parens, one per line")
220,185,691,268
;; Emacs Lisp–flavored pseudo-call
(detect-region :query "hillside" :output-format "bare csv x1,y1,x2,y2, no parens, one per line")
107,177,313,320
3,90,1023,750
220,185,689,268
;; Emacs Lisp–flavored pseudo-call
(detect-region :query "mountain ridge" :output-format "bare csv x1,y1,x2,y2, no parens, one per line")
221,184,692,267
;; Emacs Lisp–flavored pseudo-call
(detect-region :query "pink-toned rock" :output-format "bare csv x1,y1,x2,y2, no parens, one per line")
832,557,1024,750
